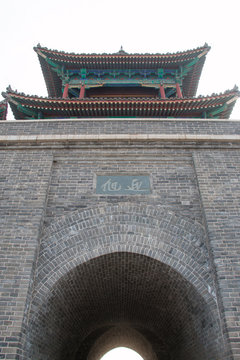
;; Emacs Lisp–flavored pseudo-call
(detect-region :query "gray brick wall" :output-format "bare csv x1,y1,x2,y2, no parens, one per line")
1,118,240,136
0,118,240,359
194,151,240,360
44,150,203,226
0,151,52,359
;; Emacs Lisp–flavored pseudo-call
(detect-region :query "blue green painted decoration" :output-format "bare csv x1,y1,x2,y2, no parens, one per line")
96,175,151,195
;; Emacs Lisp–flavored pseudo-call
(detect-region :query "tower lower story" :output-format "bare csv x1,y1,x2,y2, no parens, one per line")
0,117,240,360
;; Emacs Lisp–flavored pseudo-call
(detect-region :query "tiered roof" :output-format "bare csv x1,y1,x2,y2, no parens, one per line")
2,44,239,120
34,44,210,98
4,88,239,120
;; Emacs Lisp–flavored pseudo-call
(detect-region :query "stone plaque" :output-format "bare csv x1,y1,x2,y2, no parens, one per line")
96,175,151,195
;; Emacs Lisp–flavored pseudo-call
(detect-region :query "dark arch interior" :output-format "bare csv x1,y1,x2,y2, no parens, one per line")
85,86,159,98
28,253,222,360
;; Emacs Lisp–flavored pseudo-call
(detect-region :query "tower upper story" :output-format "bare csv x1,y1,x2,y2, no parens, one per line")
34,43,210,99
2,44,239,119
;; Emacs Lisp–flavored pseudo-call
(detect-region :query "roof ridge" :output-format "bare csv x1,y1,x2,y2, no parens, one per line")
33,44,211,57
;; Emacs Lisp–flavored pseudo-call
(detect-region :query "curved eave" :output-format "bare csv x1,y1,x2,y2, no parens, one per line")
37,54,62,98
35,45,210,98
183,55,206,97
34,44,210,65
5,90,239,120
0,100,7,120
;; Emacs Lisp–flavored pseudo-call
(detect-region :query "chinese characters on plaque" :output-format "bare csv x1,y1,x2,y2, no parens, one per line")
96,175,151,195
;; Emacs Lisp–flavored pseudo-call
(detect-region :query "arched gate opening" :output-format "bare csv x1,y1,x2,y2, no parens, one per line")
28,252,222,360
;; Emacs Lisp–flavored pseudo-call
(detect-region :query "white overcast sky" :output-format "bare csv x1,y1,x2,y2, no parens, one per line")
0,3,239,359
0,0,240,119
101,347,143,360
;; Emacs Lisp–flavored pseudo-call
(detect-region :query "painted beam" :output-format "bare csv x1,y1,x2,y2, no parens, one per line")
45,57,60,69
207,105,227,118
45,57,68,83
158,69,164,79
181,57,199,77
80,69,87,79
17,104,38,118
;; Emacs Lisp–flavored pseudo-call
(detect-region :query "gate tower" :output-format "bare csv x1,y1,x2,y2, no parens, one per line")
1,44,240,360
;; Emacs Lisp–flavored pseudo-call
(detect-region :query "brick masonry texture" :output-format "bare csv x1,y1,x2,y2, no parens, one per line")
1,118,240,136
193,151,240,360
45,150,203,225
0,118,240,359
0,151,53,359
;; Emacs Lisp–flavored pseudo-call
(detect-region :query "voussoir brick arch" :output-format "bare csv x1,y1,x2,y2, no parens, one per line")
35,203,213,304
24,204,224,360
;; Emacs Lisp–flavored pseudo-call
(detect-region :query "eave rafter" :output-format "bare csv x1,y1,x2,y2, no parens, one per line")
3,89,39,119
34,44,211,98
3,87,239,120
36,48,69,83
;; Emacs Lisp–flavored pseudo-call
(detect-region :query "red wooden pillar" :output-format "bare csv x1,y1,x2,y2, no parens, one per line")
176,83,183,98
63,83,69,98
159,84,166,99
79,84,85,99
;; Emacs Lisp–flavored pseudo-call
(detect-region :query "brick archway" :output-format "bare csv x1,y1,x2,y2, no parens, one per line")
25,204,223,359
36,204,213,300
